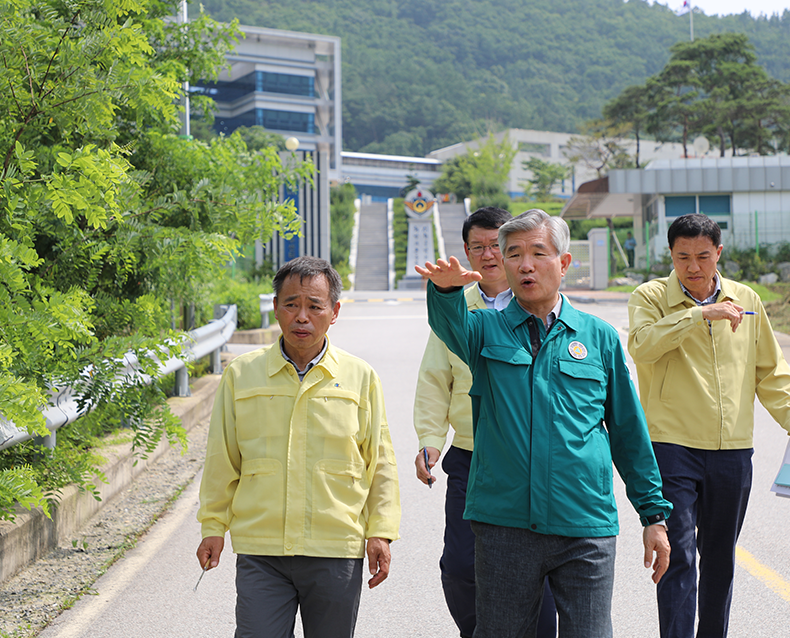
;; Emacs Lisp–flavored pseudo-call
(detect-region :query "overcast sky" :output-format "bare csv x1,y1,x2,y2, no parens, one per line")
654,1,789,17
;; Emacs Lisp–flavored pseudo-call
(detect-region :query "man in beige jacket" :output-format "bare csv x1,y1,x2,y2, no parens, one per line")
629,213,790,638
197,256,400,638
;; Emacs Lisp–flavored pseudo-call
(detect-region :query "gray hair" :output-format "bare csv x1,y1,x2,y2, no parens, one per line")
273,256,343,305
498,209,570,256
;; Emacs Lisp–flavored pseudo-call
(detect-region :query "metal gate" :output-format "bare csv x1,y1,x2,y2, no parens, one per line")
564,239,591,289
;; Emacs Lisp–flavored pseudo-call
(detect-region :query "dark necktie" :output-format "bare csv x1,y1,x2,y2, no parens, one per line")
527,316,541,358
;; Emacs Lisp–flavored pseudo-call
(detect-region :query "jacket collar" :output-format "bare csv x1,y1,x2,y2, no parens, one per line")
666,270,739,308
268,335,339,378
503,293,580,333
465,283,488,310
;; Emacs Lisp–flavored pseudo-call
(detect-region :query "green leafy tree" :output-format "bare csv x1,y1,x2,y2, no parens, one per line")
605,33,790,157
400,172,421,197
233,125,287,152
563,120,635,179
0,0,308,520
522,157,569,200
330,182,357,268
603,85,651,168
433,134,515,209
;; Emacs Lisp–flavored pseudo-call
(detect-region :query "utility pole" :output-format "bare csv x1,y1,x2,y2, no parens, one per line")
178,0,191,138
688,2,694,41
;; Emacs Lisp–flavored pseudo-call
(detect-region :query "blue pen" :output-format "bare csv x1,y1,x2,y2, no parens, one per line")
423,447,432,489
742,311,756,315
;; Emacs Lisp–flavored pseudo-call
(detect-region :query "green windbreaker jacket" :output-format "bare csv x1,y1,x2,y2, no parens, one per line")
427,284,672,537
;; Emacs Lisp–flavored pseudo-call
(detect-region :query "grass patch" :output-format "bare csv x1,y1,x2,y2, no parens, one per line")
763,283,790,333
742,281,784,303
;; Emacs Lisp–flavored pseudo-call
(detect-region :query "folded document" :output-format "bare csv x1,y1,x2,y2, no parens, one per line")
771,438,790,498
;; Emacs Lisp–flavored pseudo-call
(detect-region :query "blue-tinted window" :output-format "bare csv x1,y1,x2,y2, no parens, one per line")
258,109,314,133
665,196,696,218
193,72,256,103
257,71,314,97
214,111,258,135
698,195,730,215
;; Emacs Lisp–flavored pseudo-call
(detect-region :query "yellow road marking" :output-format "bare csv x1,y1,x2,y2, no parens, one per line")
736,546,790,603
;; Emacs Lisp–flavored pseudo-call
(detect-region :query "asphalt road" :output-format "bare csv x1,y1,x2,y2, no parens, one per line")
39,291,790,637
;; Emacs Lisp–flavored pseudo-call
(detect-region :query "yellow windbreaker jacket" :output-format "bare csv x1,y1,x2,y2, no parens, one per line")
628,271,790,449
413,285,487,452
198,338,400,558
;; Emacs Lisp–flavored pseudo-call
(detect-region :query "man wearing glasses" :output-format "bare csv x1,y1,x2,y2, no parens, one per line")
414,207,556,638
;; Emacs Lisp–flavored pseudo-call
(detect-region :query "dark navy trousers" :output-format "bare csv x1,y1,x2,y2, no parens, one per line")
652,443,753,638
441,445,556,638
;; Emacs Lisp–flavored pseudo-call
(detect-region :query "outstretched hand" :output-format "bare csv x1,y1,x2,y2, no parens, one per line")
415,256,482,291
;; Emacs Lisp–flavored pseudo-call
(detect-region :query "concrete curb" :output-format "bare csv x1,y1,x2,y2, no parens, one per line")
0,374,221,584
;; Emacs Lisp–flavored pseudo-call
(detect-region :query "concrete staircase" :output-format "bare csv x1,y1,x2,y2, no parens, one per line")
437,203,471,270
354,203,389,291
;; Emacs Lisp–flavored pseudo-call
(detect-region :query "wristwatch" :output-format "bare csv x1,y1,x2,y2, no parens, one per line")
645,513,667,528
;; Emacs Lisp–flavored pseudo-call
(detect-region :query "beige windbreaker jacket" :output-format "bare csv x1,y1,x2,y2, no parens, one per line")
628,271,790,449
413,285,487,452
198,338,401,558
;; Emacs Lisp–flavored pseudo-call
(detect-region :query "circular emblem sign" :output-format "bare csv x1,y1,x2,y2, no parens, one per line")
568,341,588,360
404,188,436,220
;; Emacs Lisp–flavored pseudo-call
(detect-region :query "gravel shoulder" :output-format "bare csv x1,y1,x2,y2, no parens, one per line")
0,418,210,638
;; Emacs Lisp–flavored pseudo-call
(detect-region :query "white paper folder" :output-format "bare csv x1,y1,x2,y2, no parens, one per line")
771,438,790,498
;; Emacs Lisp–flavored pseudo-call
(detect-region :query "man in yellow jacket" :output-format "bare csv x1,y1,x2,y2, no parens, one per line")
197,256,400,638
414,207,556,638
628,214,790,638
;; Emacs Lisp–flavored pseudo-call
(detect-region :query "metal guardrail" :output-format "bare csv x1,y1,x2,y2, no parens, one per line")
260,293,275,328
0,304,237,452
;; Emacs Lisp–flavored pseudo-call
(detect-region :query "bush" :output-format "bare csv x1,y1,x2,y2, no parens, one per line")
721,247,768,282
198,276,274,331
331,183,357,270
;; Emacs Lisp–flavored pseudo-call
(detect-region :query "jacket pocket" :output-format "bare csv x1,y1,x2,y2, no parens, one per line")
235,388,294,440
309,389,362,438
558,358,603,382
659,358,676,403
480,344,532,366
309,459,367,540
556,358,607,418
231,458,284,538
594,425,613,496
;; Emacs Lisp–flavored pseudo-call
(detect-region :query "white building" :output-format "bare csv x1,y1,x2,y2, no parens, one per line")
563,155,790,268
340,152,442,202
194,25,342,266
428,128,689,200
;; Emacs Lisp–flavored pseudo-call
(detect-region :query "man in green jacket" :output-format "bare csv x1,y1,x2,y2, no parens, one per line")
196,256,400,638
628,213,790,638
414,207,556,637
416,209,671,638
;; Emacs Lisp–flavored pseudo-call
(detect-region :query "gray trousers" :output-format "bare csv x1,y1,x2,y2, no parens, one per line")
472,522,616,638
235,554,363,638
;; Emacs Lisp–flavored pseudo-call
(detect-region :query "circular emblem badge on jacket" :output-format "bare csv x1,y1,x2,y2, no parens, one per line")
568,341,588,360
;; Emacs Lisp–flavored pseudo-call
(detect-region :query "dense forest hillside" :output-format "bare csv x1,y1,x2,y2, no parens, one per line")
199,0,790,155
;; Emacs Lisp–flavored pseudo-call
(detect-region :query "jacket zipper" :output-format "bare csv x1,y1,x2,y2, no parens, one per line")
709,323,724,448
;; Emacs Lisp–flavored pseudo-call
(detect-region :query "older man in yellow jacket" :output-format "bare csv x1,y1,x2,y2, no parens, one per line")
197,256,400,638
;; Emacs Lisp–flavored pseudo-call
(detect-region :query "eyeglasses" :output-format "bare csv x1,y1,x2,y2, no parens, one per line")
467,243,500,256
